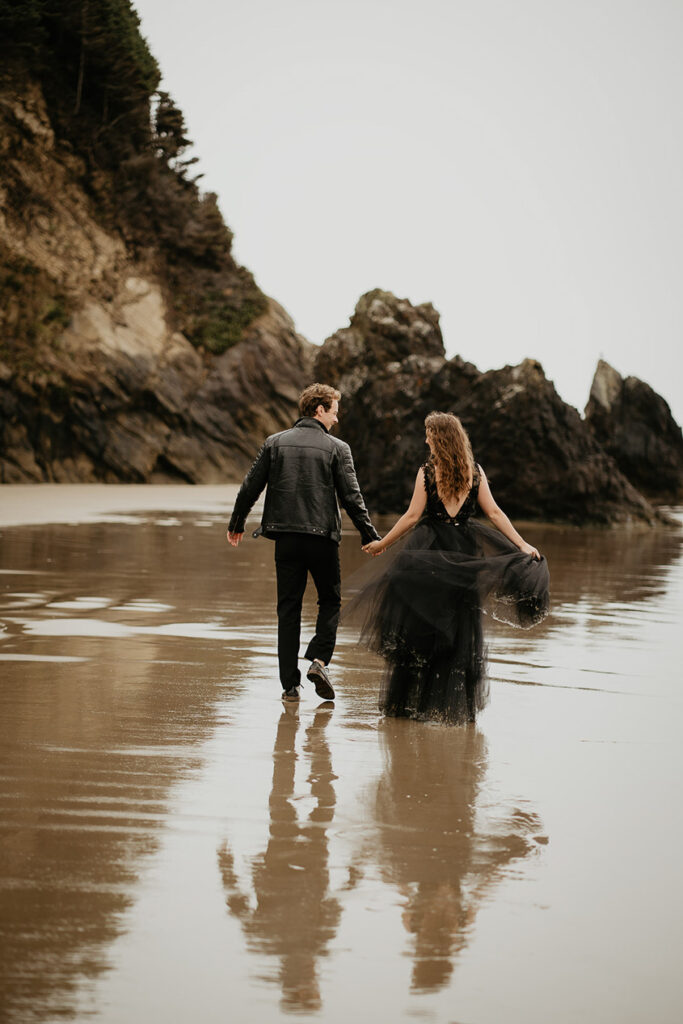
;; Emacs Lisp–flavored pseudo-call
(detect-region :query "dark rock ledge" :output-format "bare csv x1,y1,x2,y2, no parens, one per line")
0,295,313,484
585,360,683,503
315,290,668,526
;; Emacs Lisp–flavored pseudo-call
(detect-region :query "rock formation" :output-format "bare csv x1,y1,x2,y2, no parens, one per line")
315,290,662,525
1,9,677,519
585,360,683,502
1,285,312,483
0,10,313,483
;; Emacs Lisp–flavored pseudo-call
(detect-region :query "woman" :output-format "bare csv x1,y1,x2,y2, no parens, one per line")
347,412,549,724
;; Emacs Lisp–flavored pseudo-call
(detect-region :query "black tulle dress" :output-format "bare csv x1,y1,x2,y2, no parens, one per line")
344,461,550,724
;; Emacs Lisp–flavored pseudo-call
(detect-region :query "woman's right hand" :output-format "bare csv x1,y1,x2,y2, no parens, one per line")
363,540,385,556
519,541,540,560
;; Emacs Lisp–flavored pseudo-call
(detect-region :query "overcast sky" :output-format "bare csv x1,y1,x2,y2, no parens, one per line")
134,0,682,422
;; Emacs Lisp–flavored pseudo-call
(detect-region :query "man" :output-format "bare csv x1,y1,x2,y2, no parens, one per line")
227,383,380,703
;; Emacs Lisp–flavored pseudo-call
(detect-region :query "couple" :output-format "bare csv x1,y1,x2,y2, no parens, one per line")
227,383,549,723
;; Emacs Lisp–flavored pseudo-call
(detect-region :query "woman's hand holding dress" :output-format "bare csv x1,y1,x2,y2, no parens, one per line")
477,469,542,560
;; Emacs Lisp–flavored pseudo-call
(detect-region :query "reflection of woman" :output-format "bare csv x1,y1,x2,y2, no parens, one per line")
217,705,340,1014
372,719,544,992
349,412,550,724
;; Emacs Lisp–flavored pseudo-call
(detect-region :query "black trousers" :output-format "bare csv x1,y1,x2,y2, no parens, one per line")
274,533,341,691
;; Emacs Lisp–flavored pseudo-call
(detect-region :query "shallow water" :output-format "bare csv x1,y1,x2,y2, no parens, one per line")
0,489,682,1023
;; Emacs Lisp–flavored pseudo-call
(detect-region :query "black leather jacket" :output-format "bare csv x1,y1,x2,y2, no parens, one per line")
228,418,380,545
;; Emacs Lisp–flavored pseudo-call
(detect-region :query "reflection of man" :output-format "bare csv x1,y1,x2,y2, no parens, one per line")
218,705,341,1013
227,383,379,702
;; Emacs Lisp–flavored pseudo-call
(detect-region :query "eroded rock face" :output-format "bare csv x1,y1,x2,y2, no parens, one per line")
0,289,312,483
316,292,661,525
585,360,683,502
0,84,313,483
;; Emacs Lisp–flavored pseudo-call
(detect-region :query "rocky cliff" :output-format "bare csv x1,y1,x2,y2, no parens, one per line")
585,360,683,502
315,291,663,525
0,6,313,482
1,7,678,521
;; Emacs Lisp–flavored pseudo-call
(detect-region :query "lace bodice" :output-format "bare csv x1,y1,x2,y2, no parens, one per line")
422,460,481,524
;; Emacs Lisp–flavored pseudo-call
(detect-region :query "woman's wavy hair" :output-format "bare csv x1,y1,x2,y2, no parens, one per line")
424,411,475,501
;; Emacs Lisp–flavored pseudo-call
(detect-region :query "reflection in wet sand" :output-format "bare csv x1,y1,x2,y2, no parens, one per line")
215,706,544,1010
0,514,256,1022
218,704,342,1013
0,494,681,1024
0,634,219,1023
368,721,543,993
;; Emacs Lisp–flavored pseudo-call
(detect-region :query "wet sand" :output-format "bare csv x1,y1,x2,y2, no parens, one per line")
1,487,682,1023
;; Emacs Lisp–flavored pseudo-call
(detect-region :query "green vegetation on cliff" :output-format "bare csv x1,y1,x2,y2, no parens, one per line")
0,0,266,355
1,256,73,351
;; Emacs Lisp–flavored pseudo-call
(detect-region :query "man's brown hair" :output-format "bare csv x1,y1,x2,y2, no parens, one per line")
299,383,341,418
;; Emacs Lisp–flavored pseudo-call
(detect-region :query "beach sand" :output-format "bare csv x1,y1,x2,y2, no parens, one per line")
0,486,681,1023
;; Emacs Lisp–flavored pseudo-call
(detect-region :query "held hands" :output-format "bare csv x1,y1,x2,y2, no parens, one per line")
227,531,243,547
363,539,385,557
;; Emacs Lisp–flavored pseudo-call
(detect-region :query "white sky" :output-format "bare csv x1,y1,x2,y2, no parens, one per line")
134,0,682,422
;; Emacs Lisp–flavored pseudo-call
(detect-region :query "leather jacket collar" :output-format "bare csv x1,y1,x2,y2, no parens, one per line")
294,417,329,434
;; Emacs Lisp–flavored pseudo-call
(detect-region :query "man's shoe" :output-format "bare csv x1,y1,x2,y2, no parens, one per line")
306,660,335,701
282,685,301,702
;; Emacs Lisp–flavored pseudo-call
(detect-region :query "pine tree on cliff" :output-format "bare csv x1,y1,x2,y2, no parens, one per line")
0,0,266,354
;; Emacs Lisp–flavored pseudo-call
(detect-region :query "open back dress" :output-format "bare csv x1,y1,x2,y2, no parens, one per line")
344,460,550,724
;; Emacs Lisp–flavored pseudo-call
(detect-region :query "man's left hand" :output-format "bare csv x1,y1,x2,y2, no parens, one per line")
363,540,384,556
227,531,243,547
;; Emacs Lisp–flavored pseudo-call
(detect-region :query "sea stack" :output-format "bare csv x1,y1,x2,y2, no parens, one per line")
585,360,683,503
316,291,662,525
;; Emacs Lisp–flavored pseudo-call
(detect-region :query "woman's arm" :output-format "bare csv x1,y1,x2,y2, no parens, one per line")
476,467,540,559
363,468,427,556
